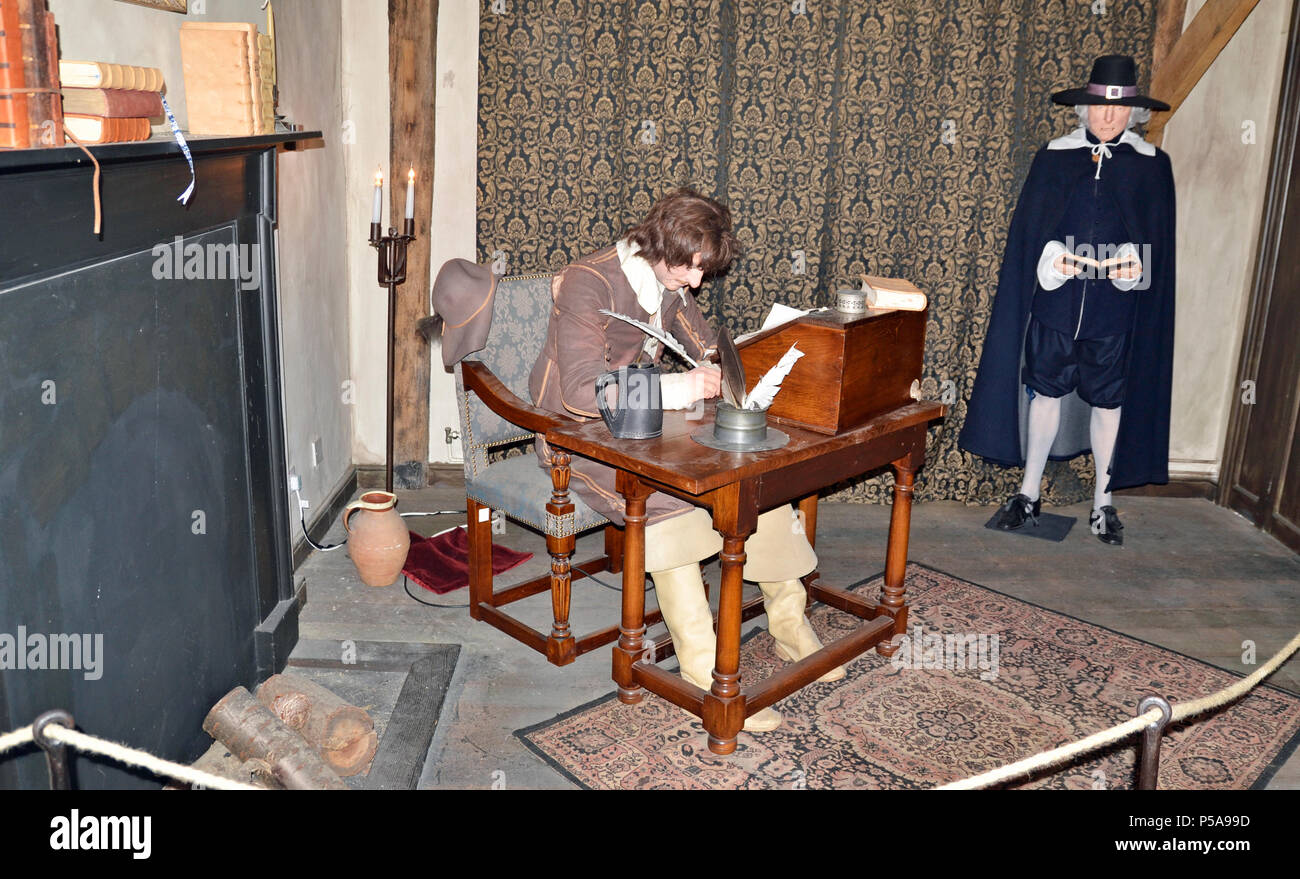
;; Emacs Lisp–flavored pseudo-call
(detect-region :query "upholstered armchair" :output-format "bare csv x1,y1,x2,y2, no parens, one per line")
452,272,665,665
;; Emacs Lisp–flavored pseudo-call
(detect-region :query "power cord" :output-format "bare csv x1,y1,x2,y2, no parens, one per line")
585,571,655,594
292,486,460,552
294,493,654,607
402,574,470,608
294,487,347,551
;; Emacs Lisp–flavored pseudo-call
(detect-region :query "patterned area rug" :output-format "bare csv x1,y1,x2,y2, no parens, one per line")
517,564,1300,789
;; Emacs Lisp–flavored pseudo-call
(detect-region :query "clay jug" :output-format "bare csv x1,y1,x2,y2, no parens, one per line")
343,491,409,587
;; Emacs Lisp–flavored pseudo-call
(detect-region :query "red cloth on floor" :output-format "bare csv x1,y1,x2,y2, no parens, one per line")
402,527,533,594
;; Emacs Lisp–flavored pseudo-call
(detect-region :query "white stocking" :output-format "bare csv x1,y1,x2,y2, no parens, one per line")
1091,405,1122,511
1019,393,1061,502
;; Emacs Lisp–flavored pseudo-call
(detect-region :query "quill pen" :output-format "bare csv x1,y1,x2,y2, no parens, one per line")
744,343,804,410
597,309,699,368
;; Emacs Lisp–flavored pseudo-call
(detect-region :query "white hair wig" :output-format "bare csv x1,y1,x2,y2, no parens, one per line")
1075,104,1152,129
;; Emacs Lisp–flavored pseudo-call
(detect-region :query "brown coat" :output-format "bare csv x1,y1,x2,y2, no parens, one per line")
528,245,717,526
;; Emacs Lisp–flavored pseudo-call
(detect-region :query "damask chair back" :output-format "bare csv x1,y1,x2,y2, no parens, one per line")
450,269,627,667
454,273,552,476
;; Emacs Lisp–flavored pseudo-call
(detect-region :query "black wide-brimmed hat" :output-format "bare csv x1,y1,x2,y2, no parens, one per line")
1051,54,1170,111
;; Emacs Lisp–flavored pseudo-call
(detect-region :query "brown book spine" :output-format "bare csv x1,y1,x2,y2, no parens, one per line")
0,0,31,148
16,0,50,146
60,87,163,118
39,5,58,144
103,116,149,143
65,113,150,144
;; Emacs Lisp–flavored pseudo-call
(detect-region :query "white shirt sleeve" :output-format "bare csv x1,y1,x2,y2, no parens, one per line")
1037,240,1071,291
659,363,720,410
1109,242,1144,292
660,373,694,410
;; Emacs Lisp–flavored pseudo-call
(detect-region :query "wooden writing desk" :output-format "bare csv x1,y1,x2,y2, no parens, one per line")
544,398,945,754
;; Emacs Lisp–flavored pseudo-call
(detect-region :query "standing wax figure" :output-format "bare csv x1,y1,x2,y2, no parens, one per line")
958,55,1176,546
528,188,845,732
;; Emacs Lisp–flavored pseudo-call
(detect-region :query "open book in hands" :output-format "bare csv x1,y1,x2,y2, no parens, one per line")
1058,251,1142,280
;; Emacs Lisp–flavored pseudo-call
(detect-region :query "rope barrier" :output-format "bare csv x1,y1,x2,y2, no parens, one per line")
5,629,1297,791
937,629,1300,790
0,722,260,791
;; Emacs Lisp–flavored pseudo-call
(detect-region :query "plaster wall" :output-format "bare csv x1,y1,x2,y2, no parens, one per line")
428,0,479,464
341,0,390,466
1161,0,1294,479
47,0,355,531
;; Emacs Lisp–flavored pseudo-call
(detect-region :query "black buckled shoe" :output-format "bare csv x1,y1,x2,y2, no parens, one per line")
1090,505,1123,545
994,493,1041,530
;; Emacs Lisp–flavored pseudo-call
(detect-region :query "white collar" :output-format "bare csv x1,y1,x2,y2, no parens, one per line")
616,238,686,316
1047,126,1156,156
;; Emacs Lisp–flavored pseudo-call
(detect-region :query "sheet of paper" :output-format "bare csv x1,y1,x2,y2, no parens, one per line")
736,303,811,343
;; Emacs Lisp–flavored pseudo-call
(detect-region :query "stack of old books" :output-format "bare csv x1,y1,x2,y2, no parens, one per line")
0,0,62,148
179,21,275,136
58,60,164,144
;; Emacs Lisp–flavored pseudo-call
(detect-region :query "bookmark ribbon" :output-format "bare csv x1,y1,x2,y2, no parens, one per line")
159,93,195,204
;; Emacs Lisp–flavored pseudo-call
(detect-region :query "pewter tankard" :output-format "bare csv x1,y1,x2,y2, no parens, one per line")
595,363,663,439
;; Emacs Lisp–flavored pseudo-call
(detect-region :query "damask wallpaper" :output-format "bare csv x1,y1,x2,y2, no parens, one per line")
477,0,1158,504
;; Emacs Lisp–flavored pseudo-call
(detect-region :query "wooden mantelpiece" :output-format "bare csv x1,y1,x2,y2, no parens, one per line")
0,132,320,280
0,131,318,789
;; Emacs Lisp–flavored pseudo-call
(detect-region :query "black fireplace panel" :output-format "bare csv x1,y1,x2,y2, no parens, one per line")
0,135,312,788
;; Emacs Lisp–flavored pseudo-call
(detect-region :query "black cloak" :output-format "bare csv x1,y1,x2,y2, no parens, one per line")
958,134,1176,492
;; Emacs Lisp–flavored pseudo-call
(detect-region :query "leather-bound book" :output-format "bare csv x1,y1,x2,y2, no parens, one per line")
63,113,151,144
38,2,57,143
14,0,60,147
179,21,267,135
60,87,163,118
0,0,29,148
58,60,165,91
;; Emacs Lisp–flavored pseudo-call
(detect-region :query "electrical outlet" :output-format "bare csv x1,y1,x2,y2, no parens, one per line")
288,469,301,492
311,437,322,468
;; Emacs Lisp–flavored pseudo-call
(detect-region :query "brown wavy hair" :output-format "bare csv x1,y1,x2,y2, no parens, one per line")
626,188,738,275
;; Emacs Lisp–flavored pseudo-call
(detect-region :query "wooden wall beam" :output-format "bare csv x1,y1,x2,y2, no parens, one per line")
388,0,438,488
1152,0,1189,73
1147,0,1261,146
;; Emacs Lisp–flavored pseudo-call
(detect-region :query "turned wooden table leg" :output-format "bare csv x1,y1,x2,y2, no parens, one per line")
704,532,748,754
613,472,652,703
544,452,577,666
876,459,915,657
797,493,819,610
797,493,819,549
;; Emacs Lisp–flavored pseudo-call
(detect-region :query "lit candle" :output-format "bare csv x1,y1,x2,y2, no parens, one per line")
372,168,383,225
405,167,415,220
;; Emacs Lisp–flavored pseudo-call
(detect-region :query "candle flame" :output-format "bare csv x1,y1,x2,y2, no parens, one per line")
408,167,415,182
374,169,383,185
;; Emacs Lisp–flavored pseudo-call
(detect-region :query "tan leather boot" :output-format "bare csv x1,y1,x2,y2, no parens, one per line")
651,562,782,732
760,578,846,682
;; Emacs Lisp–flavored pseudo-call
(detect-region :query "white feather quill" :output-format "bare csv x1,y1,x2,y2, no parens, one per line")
597,309,699,367
744,343,804,410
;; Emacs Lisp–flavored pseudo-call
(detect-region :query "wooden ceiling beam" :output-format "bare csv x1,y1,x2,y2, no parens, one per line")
1147,0,1262,146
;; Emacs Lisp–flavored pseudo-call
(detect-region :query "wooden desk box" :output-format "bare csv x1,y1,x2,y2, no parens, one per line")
737,307,928,435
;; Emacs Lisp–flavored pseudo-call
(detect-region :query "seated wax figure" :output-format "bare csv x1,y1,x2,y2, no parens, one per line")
528,188,845,732
959,55,1176,546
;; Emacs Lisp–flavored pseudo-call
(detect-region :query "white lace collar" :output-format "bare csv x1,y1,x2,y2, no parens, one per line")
616,238,686,316
1047,126,1156,156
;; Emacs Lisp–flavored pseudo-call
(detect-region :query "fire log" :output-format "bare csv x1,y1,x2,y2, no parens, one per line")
255,673,378,776
203,687,350,790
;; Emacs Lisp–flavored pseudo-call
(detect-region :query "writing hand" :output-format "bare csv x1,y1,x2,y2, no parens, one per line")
684,364,722,404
